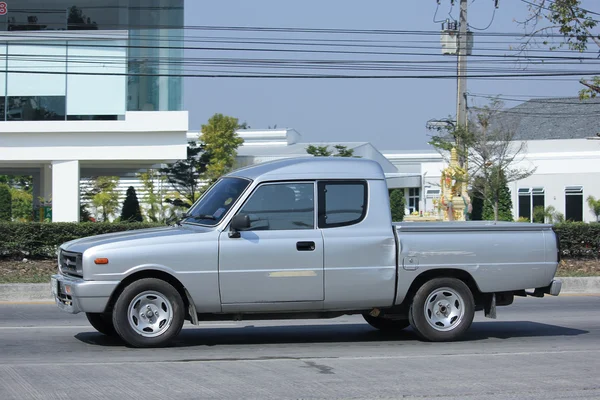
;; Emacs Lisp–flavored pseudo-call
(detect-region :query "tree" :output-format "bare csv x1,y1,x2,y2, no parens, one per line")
201,113,245,184
120,186,143,222
306,145,356,157
0,175,32,190
160,141,207,208
138,169,168,223
587,195,600,221
86,176,120,222
517,1,600,98
533,205,565,223
160,114,245,209
0,184,12,221
429,98,536,221
67,6,98,30
9,188,33,222
481,168,513,222
389,189,406,222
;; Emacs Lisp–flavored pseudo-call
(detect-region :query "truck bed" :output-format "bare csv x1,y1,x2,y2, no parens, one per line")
392,221,559,303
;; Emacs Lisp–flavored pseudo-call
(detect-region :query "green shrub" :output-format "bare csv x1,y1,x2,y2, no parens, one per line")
0,184,12,221
120,186,143,222
0,222,164,259
553,222,600,259
389,189,406,222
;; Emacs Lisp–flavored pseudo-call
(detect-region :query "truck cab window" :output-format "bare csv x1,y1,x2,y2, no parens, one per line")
318,181,367,228
238,183,315,230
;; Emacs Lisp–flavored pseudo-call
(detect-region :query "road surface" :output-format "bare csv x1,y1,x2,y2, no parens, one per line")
1,296,599,400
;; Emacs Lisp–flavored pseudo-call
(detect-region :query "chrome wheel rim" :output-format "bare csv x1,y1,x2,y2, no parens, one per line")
423,287,465,332
127,291,173,338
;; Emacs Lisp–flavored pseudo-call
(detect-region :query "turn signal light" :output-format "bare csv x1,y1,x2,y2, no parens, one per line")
94,258,109,265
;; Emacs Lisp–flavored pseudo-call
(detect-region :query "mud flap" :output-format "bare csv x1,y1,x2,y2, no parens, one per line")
184,288,199,325
484,293,497,319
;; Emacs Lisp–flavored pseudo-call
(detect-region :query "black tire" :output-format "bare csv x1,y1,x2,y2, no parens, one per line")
408,277,475,342
112,278,185,348
86,312,117,336
363,314,410,332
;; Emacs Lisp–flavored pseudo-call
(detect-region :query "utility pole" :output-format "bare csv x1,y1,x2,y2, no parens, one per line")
456,0,468,169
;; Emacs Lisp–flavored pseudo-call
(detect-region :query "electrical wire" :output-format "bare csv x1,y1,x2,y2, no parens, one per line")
468,7,497,31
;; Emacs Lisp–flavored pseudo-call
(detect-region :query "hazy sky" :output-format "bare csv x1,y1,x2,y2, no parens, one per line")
183,0,597,151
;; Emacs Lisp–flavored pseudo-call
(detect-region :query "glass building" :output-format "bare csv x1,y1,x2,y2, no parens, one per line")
0,0,184,121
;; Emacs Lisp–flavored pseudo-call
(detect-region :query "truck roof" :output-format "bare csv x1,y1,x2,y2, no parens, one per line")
227,157,386,181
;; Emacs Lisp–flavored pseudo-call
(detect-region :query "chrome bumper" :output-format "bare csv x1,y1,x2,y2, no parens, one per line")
527,279,562,298
51,274,120,314
546,279,562,296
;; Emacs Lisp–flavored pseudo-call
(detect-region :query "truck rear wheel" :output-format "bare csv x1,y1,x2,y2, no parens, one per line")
86,312,116,336
112,278,185,348
409,277,474,342
363,314,410,332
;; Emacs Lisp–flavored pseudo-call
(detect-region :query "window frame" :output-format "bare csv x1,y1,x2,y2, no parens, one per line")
518,187,545,222
408,187,420,214
565,185,584,222
235,180,317,231
317,180,368,229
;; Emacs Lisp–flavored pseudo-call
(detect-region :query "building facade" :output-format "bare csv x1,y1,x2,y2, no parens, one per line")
0,0,188,221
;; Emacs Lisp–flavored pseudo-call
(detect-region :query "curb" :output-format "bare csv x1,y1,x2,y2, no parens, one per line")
1,277,599,303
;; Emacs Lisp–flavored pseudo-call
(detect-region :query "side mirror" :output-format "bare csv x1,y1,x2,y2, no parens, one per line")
228,214,251,238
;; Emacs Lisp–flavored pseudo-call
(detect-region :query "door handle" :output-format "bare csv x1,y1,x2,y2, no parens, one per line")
296,241,316,251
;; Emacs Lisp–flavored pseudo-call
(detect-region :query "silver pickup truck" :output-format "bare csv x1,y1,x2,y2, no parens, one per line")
51,158,561,347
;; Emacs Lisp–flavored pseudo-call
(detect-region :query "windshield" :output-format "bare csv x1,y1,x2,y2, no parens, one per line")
183,177,251,226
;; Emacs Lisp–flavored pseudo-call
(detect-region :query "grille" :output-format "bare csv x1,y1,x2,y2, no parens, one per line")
59,250,82,277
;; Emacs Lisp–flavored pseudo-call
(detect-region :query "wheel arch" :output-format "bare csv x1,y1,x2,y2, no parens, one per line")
403,268,483,307
104,269,194,321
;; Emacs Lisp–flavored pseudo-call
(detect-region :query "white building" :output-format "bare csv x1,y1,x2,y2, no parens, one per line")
228,96,600,223
0,2,188,222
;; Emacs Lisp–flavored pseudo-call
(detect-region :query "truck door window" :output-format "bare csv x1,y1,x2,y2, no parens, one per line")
237,183,315,230
318,181,367,228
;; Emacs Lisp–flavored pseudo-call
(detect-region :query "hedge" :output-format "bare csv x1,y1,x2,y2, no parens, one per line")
553,222,600,259
0,221,598,260
0,222,164,259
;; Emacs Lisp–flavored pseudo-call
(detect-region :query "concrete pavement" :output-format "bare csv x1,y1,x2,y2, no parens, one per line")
0,296,599,399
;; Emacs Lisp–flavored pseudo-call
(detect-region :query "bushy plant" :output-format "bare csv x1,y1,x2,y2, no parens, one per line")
0,184,12,221
120,186,143,222
553,222,600,259
0,222,164,259
389,189,406,222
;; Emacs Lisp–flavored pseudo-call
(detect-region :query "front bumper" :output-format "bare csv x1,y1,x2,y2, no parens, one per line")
51,274,120,314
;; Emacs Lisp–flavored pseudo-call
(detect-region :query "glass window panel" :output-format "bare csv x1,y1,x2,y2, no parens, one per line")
7,42,66,96
0,43,6,96
7,96,65,121
185,177,250,226
518,193,531,221
6,1,125,31
66,39,127,115
318,181,367,228
0,97,5,121
565,189,584,222
240,183,315,231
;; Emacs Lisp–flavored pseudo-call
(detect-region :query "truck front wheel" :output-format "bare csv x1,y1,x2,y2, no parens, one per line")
86,312,116,336
409,277,475,342
363,314,410,332
112,278,185,348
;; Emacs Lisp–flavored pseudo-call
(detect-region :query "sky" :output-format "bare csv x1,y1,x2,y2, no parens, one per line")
183,0,598,151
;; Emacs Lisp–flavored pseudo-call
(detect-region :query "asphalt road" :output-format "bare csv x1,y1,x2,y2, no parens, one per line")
1,296,599,400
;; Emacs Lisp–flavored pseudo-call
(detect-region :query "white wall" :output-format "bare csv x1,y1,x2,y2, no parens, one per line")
0,111,188,162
